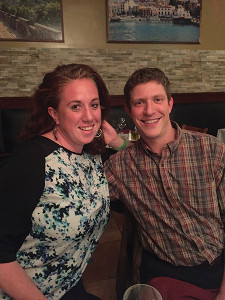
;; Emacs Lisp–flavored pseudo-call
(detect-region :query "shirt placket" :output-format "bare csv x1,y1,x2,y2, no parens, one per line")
159,147,177,206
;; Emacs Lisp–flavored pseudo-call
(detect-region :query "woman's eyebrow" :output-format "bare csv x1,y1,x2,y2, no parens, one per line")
68,98,100,105
90,97,100,102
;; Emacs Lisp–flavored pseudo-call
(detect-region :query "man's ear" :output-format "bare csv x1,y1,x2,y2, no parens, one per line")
124,103,131,117
48,107,59,125
169,97,174,114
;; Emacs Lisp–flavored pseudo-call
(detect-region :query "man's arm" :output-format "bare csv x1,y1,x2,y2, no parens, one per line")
214,143,225,299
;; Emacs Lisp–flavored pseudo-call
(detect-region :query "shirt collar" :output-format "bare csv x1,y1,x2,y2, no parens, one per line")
140,121,183,156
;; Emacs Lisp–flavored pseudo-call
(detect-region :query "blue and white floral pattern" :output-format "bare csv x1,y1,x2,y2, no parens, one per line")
1,148,110,299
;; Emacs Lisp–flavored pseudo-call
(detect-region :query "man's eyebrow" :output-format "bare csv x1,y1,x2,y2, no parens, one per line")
132,97,146,102
153,94,164,98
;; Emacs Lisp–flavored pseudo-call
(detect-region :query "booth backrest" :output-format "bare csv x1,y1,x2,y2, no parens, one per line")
170,101,225,137
1,109,30,153
0,97,33,156
1,93,225,157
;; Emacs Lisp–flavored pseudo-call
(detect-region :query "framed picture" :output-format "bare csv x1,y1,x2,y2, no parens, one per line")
0,0,64,42
106,0,201,44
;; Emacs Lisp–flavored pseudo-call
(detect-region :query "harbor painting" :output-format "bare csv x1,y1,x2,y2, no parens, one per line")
107,0,201,43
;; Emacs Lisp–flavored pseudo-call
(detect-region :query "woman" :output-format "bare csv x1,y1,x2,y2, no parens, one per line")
0,64,124,300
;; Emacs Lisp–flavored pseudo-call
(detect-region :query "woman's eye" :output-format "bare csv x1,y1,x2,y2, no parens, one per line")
91,103,99,109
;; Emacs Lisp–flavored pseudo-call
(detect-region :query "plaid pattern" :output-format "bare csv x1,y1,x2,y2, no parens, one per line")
104,123,225,266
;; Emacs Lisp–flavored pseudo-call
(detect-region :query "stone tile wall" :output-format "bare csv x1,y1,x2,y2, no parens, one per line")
0,47,225,97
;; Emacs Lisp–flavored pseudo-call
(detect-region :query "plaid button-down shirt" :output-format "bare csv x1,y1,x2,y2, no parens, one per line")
104,123,225,266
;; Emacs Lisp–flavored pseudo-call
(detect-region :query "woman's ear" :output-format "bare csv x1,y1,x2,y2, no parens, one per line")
48,107,59,125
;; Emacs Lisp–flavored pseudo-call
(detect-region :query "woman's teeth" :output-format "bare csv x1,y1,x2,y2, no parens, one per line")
79,126,93,131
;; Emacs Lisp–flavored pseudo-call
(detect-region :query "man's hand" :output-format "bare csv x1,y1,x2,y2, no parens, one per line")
215,291,225,300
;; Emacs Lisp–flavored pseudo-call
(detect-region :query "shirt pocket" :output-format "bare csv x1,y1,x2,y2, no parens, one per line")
187,180,218,214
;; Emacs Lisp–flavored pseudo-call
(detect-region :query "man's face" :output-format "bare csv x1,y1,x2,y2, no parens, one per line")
128,80,174,147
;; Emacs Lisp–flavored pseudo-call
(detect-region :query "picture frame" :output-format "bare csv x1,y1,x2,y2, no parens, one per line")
106,0,201,44
0,0,64,42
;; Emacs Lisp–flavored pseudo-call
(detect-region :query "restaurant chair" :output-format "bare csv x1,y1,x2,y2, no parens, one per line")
116,207,142,300
182,124,208,133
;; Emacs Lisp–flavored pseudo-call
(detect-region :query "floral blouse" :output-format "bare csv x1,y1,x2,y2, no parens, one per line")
0,136,110,299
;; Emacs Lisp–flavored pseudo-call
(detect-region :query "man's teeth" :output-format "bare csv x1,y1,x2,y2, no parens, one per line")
80,126,93,131
144,119,158,124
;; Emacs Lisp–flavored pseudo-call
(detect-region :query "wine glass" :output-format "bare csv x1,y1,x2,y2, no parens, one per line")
123,284,162,300
117,117,126,133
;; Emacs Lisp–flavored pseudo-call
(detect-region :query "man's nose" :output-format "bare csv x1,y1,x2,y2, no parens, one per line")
144,102,155,115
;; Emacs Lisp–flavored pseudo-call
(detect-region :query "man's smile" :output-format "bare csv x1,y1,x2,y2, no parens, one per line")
141,118,160,124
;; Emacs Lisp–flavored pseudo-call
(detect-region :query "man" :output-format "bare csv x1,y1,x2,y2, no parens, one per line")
104,67,225,300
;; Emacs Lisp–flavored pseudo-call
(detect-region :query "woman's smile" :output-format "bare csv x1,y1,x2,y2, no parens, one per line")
48,78,101,153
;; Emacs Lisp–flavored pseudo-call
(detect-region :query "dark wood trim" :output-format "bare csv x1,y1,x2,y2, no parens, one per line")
109,95,125,106
172,92,225,104
0,152,10,158
0,97,33,109
0,92,225,110
109,92,225,106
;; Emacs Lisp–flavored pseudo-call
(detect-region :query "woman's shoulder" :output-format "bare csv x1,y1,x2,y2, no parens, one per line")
0,136,60,172
13,136,60,157
0,137,56,192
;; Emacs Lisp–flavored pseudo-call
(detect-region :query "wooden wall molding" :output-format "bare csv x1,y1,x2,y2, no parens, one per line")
0,97,33,109
1,92,225,110
172,92,225,104
110,92,225,107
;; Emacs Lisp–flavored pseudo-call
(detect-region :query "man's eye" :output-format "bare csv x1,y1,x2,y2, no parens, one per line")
71,104,80,110
155,98,161,102
134,101,142,106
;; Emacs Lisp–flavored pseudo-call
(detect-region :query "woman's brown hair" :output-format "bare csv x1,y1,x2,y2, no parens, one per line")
20,64,110,154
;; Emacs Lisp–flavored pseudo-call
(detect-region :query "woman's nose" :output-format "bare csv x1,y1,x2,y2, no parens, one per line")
83,107,94,121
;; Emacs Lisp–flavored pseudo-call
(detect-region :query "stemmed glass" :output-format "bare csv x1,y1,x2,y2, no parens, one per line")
123,284,162,300
117,117,126,133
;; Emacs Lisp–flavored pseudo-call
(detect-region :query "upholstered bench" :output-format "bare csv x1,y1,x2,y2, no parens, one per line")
1,93,225,160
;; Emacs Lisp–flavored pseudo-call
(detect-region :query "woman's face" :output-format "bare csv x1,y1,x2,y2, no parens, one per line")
49,78,101,153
